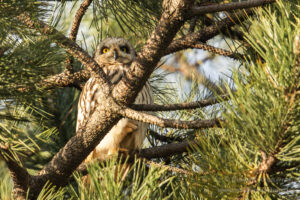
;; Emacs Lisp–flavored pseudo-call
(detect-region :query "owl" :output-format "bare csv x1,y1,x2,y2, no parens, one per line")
76,37,153,165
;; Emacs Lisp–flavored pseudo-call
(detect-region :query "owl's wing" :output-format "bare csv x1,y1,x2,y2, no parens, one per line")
76,77,100,133
76,65,126,133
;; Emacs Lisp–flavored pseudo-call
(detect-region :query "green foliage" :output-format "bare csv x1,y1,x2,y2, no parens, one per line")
0,0,299,199
69,158,173,200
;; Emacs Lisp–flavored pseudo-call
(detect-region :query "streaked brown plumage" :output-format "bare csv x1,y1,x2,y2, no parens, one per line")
76,37,153,164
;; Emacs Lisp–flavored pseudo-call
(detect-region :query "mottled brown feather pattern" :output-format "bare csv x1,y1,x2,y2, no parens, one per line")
76,38,153,163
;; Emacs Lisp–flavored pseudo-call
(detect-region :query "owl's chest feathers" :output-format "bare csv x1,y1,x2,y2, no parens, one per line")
79,69,151,122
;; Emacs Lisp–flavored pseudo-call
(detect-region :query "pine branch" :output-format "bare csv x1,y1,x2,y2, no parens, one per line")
74,145,195,179
69,0,92,41
15,69,89,92
0,144,30,200
119,107,222,129
131,94,229,111
188,42,244,60
164,10,251,55
189,0,275,17
65,0,93,73
144,159,192,175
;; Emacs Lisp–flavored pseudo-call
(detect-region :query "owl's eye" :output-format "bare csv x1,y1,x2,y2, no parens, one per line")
120,46,129,53
101,47,109,54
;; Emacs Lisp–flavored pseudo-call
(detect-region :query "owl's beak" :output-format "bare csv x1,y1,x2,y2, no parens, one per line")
113,50,118,61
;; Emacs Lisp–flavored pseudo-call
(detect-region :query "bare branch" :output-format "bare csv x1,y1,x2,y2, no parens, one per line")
119,107,222,129
69,0,92,41
131,94,229,111
189,0,275,17
66,0,93,72
188,42,244,60
164,10,251,55
149,130,184,143
0,47,8,57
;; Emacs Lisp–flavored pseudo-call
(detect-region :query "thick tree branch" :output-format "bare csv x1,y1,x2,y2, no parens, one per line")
112,0,194,105
131,94,229,111
0,144,30,200
189,0,275,17
119,107,222,129
75,143,195,179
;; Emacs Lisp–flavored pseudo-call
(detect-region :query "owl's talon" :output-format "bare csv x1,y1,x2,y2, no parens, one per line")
123,122,137,134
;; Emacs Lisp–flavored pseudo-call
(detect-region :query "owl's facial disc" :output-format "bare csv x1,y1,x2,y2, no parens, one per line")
96,38,135,66
99,45,132,64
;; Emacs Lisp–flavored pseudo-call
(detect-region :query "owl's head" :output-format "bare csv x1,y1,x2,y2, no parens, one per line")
95,37,135,65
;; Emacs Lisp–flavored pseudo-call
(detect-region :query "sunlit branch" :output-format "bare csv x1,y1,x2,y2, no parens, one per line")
131,95,229,111
119,107,222,129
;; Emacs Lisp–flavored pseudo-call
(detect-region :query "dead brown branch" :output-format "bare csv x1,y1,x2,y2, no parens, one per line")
189,0,275,17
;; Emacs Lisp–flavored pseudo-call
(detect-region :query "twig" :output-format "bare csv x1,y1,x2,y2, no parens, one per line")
131,94,229,111
119,107,222,129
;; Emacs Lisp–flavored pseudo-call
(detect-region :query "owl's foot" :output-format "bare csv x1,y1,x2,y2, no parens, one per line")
123,122,137,135
119,148,129,153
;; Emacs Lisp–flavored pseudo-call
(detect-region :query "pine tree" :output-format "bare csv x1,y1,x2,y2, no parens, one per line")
0,0,298,199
